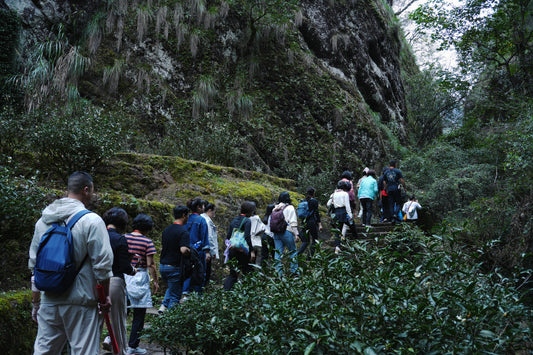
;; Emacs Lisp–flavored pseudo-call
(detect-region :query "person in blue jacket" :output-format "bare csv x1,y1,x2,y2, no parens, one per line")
182,198,210,300
358,169,378,227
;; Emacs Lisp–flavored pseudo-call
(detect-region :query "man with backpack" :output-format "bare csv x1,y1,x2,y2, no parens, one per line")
383,160,406,223
28,171,113,355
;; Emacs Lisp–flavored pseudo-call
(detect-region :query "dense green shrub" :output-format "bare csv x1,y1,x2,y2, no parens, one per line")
0,8,22,108
401,142,496,226
26,100,124,177
0,290,36,354
401,107,533,274
146,225,531,354
0,106,28,157
0,163,47,291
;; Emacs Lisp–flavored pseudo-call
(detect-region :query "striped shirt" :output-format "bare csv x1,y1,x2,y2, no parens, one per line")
125,233,156,268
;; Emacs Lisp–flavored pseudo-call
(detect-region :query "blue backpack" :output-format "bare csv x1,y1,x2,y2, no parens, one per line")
297,199,312,219
34,210,91,294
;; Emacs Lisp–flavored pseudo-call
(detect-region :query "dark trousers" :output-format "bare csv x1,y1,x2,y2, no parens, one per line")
360,198,373,225
204,257,212,287
388,189,402,221
128,307,146,348
333,219,358,247
381,195,390,221
298,219,318,256
223,249,250,291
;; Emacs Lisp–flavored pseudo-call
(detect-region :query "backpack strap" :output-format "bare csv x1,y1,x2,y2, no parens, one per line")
67,209,92,271
236,217,247,232
66,209,92,229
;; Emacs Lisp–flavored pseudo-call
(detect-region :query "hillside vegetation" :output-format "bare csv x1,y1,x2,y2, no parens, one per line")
1,0,533,353
0,152,302,291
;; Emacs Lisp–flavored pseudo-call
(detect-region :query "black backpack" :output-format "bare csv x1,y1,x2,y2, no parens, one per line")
385,169,399,192
180,247,204,286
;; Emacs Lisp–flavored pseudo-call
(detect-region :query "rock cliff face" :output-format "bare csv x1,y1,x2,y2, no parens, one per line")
299,0,407,136
3,0,415,184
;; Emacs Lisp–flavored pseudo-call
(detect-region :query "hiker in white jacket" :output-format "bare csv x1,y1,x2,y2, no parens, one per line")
327,180,359,253
249,210,266,266
402,195,422,222
29,172,113,355
269,192,299,276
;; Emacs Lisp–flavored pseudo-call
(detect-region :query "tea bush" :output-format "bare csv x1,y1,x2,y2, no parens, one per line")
26,100,125,177
0,163,47,290
0,290,36,353
146,224,531,354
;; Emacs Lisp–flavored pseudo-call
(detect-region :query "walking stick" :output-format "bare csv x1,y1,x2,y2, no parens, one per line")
97,284,120,354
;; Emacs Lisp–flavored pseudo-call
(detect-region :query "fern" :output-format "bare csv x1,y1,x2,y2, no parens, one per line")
202,11,215,29
295,9,303,27
14,24,90,111
227,91,253,119
135,68,151,93
189,0,205,19
155,6,168,39
116,16,125,51
136,7,152,43
219,1,229,18
85,13,105,55
192,75,218,118
103,59,125,94
173,3,184,26
175,23,187,50
190,31,199,57
331,33,339,52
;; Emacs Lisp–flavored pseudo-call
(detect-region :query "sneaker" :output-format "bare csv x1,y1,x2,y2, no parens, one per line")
102,336,111,351
126,347,147,355
335,247,341,255
158,304,167,314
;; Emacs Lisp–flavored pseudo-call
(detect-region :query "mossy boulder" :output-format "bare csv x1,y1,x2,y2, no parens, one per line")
0,290,36,354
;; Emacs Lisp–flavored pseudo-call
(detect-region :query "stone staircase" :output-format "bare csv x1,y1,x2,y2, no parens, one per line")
354,223,397,238
321,222,398,247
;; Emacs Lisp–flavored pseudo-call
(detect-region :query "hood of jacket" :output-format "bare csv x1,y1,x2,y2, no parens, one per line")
274,202,287,211
41,197,86,225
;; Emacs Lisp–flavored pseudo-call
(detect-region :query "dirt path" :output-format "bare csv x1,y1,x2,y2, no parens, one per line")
100,307,167,355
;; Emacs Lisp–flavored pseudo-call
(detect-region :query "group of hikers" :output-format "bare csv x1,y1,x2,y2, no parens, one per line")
28,161,421,355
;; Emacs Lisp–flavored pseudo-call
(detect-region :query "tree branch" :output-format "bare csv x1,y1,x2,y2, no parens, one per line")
395,0,419,17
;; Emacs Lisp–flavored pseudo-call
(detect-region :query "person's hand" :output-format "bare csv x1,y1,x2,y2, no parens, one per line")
98,296,112,315
32,302,40,323
152,281,159,295
318,223,323,231
206,253,212,262
295,235,300,243
250,251,256,262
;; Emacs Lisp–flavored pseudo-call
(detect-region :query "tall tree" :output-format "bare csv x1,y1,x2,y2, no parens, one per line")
411,0,533,121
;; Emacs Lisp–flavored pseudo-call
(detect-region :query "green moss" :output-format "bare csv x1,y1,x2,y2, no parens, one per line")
0,290,36,353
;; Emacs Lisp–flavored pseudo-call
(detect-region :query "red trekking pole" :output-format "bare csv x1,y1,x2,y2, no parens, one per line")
97,284,119,354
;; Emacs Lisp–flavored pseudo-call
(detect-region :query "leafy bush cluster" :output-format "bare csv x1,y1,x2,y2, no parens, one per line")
0,290,36,353
0,8,22,108
401,141,496,225
27,100,125,176
0,99,127,178
401,104,533,275
146,225,531,354
0,163,47,290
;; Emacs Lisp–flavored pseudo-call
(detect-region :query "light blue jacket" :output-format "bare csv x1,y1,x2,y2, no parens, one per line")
357,176,378,200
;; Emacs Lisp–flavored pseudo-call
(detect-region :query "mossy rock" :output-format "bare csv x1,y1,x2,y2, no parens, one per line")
0,290,36,353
